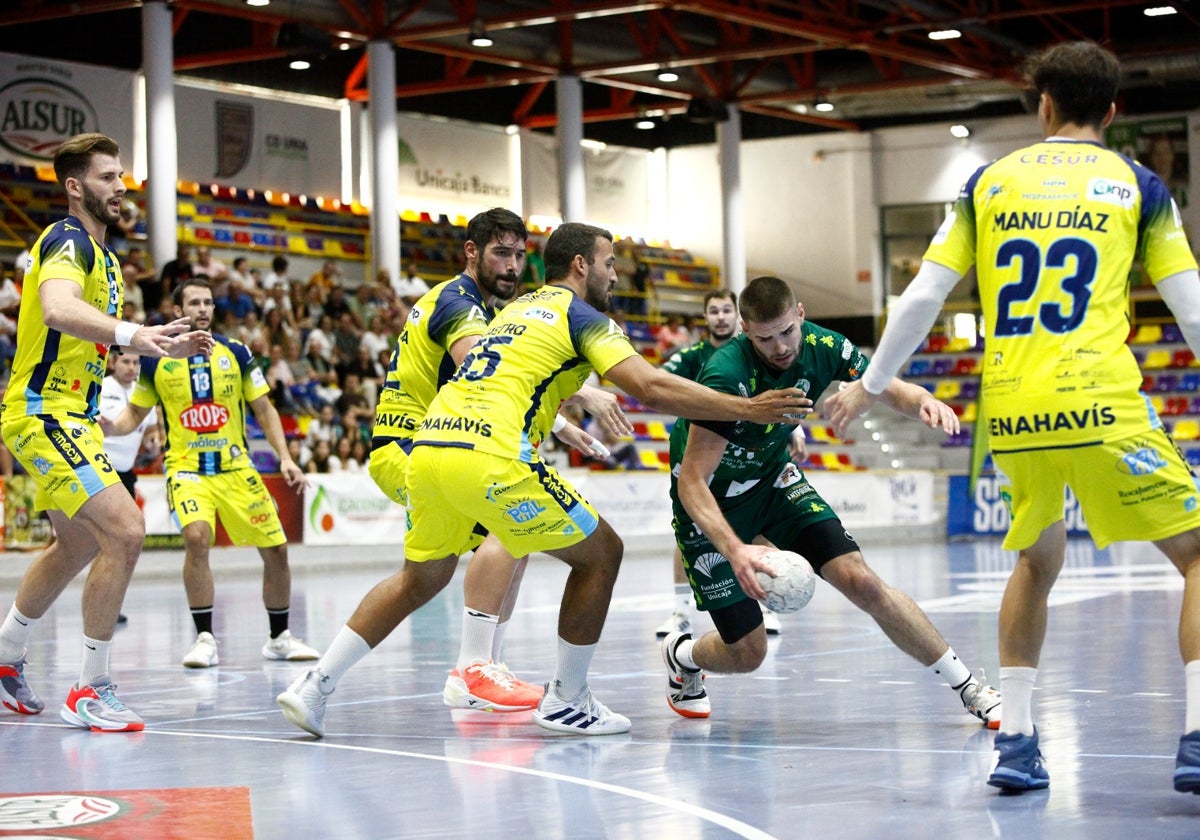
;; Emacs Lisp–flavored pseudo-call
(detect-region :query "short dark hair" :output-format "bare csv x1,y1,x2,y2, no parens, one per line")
173,277,213,307
544,223,613,282
465,208,528,255
53,133,120,187
738,276,794,324
271,255,288,273
1023,41,1120,128
704,288,737,310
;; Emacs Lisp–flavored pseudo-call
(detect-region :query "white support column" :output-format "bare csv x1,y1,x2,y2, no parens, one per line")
556,75,585,223
717,104,745,295
368,39,400,287
141,0,178,275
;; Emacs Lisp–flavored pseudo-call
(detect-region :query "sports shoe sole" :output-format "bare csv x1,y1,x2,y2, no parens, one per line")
277,692,324,738
59,704,145,733
442,675,539,712
1174,768,1200,794
987,769,1049,791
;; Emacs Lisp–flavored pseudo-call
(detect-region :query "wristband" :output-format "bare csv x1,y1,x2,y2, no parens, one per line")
552,414,568,433
114,321,139,347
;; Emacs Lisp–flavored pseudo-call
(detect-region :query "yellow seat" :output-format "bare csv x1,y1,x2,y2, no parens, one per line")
639,449,669,471
1131,324,1163,344
1144,349,1172,369
1173,419,1200,441
1151,395,1166,415
933,381,961,400
960,402,978,423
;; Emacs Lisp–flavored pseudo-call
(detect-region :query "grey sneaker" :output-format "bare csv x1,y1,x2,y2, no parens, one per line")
959,671,1002,729
533,682,631,735
661,631,710,718
277,667,334,737
183,632,219,668
60,675,144,732
760,605,782,636
0,653,44,715
262,629,320,661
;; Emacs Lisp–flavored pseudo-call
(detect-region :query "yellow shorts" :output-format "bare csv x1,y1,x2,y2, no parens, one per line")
995,427,1200,550
405,445,597,561
368,438,411,506
167,469,286,547
1,412,123,517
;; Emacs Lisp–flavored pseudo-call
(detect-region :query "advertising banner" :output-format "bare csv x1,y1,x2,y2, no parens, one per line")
302,473,406,545
0,52,136,165
396,114,513,215
947,474,1089,537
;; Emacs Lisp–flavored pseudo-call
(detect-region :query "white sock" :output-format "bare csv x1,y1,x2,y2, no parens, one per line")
674,636,699,671
80,636,111,687
457,608,499,670
1186,660,1200,734
0,605,38,662
317,626,372,687
551,637,595,700
673,584,693,612
928,647,973,690
999,666,1037,736
491,620,509,663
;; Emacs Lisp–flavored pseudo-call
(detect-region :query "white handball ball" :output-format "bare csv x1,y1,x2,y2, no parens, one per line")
755,550,816,614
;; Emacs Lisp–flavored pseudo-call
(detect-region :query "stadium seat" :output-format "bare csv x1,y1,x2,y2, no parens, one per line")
1155,374,1179,393
933,381,961,400
960,402,978,423
1131,324,1163,344
1162,323,1184,344
904,359,931,377
1173,419,1200,441
1187,448,1200,467
1173,349,1196,368
1181,373,1200,393
1144,349,1172,369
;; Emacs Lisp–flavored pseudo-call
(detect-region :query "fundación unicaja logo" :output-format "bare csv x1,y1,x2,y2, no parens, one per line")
0,78,100,160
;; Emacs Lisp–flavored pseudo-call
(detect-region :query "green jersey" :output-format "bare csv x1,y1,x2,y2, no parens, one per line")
669,322,869,498
661,338,719,381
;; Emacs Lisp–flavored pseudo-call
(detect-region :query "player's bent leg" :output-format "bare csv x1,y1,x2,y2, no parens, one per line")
348,555,460,648
62,490,144,641
546,518,623,646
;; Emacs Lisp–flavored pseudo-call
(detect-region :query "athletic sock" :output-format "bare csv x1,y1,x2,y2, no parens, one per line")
458,608,499,670
0,605,38,662
190,606,214,636
491,619,509,663
929,647,974,690
1186,660,1200,734
267,608,289,639
551,637,595,700
674,635,699,671
316,626,372,687
80,636,111,687
998,666,1037,736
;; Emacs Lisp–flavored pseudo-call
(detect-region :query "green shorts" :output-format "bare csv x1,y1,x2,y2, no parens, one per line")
672,462,840,611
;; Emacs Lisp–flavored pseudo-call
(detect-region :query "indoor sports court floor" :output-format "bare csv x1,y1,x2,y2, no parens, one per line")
2,535,1199,839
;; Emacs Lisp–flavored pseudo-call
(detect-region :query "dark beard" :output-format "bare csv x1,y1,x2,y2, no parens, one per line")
83,187,119,227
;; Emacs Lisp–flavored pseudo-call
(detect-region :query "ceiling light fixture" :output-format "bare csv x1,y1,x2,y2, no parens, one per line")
928,29,962,40
635,119,655,130
245,0,270,7
289,59,311,70
1144,5,1178,16
814,100,835,113
657,68,679,83
950,124,970,139
468,18,493,48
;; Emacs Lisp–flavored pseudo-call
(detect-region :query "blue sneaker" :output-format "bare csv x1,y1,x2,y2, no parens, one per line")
1174,731,1200,794
988,727,1049,792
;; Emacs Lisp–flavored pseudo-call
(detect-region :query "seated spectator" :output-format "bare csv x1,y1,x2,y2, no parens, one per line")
121,247,160,315
264,307,298,354
346,283,378,331
331,312,362,366
361,313,391,361
583,415,643,470
336,373,375,436
306,403,343,449
392,261,431,305
286,437,312,473
337,345,384,408
192,246,230,299
330,436,359,472
308,259,342,293
263,255,291,294
265,343,299,414
304,313,335,364
236,310,266,349
656,314,693,357
305,438,334,474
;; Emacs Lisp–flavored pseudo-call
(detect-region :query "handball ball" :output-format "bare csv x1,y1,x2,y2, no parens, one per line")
120,199,139,220
755,550,816,614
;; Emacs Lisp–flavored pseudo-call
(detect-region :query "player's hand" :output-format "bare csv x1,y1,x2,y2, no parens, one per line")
746,387,811,426
787,426,807,464
824,380,879,438
554,421,612,460
571,387,633,439
130,318,214,359
279,458,308,492
97,415,115,436
919,397,960,435
728,543,777,601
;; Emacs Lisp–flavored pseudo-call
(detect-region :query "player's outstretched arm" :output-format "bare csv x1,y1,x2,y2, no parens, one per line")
553,420,611,460
98,402,152,438
677,424,777,600
604,355,811,425
879,378,960,434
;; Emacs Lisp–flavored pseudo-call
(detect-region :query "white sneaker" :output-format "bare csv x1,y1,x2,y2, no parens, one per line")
655,609,691,638
262,629,320,661
760,605,782,636
533,682,631,735
183,632,219,668
277,667,334,738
